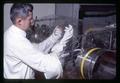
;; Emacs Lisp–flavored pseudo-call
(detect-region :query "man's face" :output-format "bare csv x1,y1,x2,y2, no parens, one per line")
21,12,33,31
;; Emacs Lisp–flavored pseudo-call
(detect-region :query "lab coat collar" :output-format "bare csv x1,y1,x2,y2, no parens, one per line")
11,25,26,37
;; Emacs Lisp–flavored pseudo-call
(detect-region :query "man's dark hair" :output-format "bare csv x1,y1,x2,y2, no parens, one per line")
10,3,33,24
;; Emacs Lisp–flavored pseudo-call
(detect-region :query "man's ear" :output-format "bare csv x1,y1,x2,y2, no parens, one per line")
16,17,23,25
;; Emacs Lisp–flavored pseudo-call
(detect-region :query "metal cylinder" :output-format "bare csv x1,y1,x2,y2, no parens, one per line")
76,48,116,79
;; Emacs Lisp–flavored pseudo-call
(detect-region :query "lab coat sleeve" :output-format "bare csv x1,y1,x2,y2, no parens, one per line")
9,37,62,79
37,32,61,53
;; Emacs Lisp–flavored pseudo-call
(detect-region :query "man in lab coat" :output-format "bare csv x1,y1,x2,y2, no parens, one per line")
4,3,73,79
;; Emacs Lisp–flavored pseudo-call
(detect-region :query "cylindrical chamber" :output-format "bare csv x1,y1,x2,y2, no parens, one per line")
75,48,116,79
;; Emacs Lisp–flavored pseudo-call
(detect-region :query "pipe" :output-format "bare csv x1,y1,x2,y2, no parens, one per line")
76,48,116,79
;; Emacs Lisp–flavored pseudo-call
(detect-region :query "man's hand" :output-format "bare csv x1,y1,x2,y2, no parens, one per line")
52,25,64,41
60,24,73,46
51,24,73,56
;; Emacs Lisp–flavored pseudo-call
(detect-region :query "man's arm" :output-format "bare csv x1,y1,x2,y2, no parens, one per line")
34,26,64,54
9,36,63,79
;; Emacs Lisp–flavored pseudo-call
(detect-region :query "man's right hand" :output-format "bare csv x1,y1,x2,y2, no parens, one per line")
60,24,73,46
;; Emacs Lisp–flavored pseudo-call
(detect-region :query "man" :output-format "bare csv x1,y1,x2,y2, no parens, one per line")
4,3,73,79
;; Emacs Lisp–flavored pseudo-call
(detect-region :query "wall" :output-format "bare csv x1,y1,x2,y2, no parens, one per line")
55,4,116,34
4,3,55,32
55,4,80,19
55,4,73,18
55,4,80,36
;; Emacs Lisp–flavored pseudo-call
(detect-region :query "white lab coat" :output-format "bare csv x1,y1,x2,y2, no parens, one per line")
4,25,63,79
